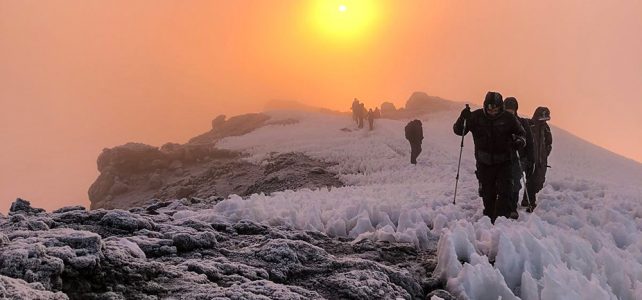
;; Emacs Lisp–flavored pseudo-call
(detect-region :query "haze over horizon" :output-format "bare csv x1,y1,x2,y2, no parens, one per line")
1,1,641,211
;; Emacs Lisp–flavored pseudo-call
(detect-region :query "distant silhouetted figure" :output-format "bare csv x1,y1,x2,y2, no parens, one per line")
373,107,381,119
405,119,423,164
351,98,360,124
524,106,552,210
358,103,366,128
367,109,375,130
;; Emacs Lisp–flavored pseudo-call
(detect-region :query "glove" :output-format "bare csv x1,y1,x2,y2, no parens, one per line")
513,135,526,149
460,106,471,120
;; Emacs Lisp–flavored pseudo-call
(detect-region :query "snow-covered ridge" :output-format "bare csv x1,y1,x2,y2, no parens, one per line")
176,109,642,299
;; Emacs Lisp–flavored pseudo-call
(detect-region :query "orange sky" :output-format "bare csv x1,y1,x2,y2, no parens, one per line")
1,1,641,211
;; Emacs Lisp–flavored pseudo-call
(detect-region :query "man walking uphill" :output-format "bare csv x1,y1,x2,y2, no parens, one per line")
524,106,553,210
504,97,535,218
405,119,423,164
453,92,526,223
351,98,360,124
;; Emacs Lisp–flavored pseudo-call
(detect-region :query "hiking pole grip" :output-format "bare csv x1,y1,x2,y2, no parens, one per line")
460,105,469,147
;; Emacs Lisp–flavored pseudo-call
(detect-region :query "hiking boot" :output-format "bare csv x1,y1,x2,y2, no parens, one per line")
509,211,519,219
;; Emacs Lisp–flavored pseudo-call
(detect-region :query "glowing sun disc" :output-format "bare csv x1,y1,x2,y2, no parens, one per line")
310,0,381,41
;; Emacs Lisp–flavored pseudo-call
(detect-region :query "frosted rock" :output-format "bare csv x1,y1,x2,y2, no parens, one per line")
233,219,269,235
99,209,155,232
172,232,217,252
0,241,65,290
322,270,411,299
426,289,457,300
9,198,45,215
126,236,176,257
183,259,269,284
52,206,86,214
0,275,68,300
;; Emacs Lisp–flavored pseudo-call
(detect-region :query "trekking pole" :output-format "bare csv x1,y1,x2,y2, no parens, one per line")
515,150,533,211
453,104,470,205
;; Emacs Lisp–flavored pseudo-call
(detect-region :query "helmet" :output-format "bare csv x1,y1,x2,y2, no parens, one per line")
533,106,551,121
483,91,504,118
504,97,518,111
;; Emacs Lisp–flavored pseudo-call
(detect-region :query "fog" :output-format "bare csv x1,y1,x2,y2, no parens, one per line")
1,1,641,211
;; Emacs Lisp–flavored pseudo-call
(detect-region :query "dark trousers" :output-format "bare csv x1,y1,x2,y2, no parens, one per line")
368,119,374,130
477,161,513,222
524,163,547,207
409,141,422,164
509,159,526,213
358,117,364,128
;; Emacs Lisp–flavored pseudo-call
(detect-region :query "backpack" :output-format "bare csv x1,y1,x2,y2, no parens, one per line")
405,120,423,141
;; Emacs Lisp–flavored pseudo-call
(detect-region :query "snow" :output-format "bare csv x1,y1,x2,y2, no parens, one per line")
174,109,642,299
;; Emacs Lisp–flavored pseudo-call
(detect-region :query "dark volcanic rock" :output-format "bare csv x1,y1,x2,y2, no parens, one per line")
405,92,457,113
378,91,462,120
88,112,342,210
90,150,342,210
98,210,155,232
0,199,443,300
189,113,271,145
88,141,239,209
9,198,45,215
52,206,86,214
0,275,68,300
380,101,397,116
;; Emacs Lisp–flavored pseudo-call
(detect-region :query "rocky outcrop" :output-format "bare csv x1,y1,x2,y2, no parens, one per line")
10,198,46,215
89,112,343,210
0,275,68,300
0,199,454,300
89,148,342,210
379,92,463,120
88,142,239,209
188,113,271,145
380,101,397,116
405,92,458,113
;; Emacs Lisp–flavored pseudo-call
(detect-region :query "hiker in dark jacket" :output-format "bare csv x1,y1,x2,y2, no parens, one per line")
453,92,526,223
358,103,366,128
504,97,535,217
367,109,375,130
405,120,423,164
351,98,360,124
524,106,552,209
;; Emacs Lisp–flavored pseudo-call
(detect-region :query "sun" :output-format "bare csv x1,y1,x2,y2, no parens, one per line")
309,0,381,42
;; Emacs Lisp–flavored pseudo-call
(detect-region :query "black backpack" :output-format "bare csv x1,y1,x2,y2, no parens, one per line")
405,120,423,141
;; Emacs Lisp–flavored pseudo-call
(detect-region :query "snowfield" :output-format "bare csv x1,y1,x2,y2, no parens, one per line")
176,109,642,300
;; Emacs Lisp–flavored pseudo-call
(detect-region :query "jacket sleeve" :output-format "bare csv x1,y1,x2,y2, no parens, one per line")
512,115,526,146
453,115,470,136
545,123,552,156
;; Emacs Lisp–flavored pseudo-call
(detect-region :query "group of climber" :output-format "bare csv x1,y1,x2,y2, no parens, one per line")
452,92,552,222
349,92,552,223
351,98,380,130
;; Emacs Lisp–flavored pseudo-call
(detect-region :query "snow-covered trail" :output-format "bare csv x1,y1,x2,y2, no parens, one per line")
177,110,642,300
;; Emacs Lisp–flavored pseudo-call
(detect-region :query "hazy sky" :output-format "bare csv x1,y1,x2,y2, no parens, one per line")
1,1,641,211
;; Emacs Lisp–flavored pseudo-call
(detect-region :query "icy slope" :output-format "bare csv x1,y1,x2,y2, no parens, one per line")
178,109,642,300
